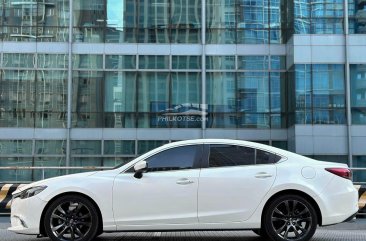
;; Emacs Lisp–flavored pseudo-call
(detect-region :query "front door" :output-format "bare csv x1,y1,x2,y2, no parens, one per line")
113,144,202,228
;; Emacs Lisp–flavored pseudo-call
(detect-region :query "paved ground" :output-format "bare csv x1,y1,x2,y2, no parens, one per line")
1,216,365,241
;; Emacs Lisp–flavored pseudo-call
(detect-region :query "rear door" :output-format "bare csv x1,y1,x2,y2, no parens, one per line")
198,144,278,223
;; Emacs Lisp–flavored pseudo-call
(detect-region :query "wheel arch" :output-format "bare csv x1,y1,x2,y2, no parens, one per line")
39,192,103,237
261,189,323,226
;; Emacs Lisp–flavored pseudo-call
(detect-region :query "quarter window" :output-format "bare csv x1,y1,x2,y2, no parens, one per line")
256,149,282,164
209,145,255,167
145,145,201,172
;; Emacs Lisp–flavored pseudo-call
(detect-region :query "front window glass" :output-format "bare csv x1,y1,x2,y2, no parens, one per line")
145,145,201,172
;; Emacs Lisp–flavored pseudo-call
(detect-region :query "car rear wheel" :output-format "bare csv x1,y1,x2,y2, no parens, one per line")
263,194,318,241
44,195,99,241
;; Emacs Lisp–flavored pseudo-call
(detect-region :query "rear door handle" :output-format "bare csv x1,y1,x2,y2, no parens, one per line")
176,178,194,185
255,172,273,179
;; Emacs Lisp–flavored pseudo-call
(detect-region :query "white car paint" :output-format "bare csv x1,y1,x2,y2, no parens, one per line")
8,139,359,240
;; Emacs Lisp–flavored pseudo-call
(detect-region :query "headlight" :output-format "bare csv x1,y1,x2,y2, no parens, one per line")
13,186,47,200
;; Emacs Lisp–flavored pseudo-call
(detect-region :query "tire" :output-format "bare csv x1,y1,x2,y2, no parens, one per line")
44,194,100,241
263,194,318,241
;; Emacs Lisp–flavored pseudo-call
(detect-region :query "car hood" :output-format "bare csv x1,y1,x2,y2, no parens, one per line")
13,171,98,195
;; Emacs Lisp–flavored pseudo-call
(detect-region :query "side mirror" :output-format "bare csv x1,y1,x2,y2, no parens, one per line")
133,161,148,179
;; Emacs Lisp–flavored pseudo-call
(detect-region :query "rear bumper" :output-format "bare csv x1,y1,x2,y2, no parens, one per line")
343,211,358,223
318,179,359,226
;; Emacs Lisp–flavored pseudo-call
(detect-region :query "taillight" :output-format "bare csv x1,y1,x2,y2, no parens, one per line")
325,168,352,180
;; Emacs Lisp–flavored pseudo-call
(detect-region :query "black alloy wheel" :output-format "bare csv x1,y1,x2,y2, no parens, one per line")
264,194,318,241
44,195,99,241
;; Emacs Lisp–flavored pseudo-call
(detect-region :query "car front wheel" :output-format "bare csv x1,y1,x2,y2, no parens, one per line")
44,194,99,241
263,194,318,241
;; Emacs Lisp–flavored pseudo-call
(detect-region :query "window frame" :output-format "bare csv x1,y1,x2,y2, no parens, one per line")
125,144,203,173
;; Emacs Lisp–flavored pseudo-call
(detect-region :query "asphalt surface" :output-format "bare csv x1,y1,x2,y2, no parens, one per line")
0,216,365,241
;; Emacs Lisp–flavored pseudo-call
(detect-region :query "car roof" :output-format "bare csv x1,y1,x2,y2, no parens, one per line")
161,139,285,155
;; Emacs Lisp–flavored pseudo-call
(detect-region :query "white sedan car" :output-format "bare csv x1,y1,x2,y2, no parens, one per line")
9,139,358,241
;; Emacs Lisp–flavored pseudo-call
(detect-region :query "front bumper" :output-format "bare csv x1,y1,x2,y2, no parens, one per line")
8,196,47,235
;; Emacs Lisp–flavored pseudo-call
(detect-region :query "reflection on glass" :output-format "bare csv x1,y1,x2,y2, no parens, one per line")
351,64,366,124
3,0,69,42
0,70,35,127
35,140,66,155
139,56,169,69
237,72,270,113
104,140,135,155
294,0,344,34
71,140,101,155
33,157,66,180
3,54,35,68
72,71,103,127
238,56,269,70
206,56,235,70
38,54,68,69
172,56,201,69
36,71,68,128
73,55,103,69
349,0,366,34
0,158,33,182
103,157,133,167
105,55,136,69
137,140,169,154
137,72,169,112
104,72,136,113
292,64,346,125
0,140,32,155
206,72,236,113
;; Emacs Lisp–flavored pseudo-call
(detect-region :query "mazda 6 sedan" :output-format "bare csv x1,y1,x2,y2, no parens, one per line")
9,139,358,241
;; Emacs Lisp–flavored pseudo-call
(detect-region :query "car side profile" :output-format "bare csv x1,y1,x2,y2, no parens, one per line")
9,139,358,241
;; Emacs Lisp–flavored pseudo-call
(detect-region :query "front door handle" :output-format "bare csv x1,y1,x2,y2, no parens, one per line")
255,172,273,179
176,178,194,185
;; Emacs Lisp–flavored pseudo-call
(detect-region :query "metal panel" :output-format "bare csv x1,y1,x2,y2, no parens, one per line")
348,46,366,63
2,42,37,53
310,35,345,45
236,45,270,55
72,43,105,54
104,44,138,55
33,129,68,140
136,129,171,140
295,136,314,154
352,137,366,155
206,45,237,55
170,45,202,55
236,130,272,140
102,129,137,140
205,130,238,139
0,128,35,139
269,45,287,55
70,129,103,140
313,136,348,155
36,43,68,53
311,46,345,63
137,44,171,55
293,35,311,45
293,46,312,63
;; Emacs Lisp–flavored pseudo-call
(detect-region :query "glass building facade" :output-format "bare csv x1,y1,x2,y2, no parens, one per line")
0,0,366,183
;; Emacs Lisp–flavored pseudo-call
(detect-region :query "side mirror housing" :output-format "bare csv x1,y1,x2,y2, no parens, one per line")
133,161,148,179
